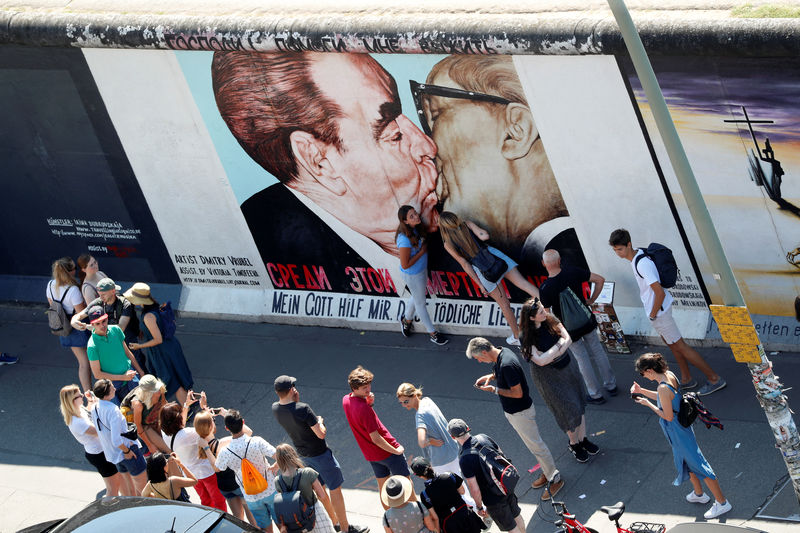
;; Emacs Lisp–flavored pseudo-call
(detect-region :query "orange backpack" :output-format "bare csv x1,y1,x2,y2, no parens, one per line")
230,438,269,495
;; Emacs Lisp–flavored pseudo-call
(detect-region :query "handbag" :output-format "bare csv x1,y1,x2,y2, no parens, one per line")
95,407,138,441
453,231,507,284
677,392,699,428
548,351,571,370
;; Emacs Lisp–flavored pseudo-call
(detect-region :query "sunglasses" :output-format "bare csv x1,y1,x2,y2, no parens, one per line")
399,398,411,406
409,80,512,137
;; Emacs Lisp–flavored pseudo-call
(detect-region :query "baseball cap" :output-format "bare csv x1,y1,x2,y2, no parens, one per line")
274,375,297,392
96,278,121,292
448,418,470,438
86,305,108,324
410,456,431,476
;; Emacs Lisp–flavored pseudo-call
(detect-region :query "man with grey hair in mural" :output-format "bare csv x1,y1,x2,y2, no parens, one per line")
416,55,586,273
466,337,564,500
211,52,439,293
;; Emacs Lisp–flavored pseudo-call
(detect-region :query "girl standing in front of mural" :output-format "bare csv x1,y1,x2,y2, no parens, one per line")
519,298,597,463
439,211,539,345
396,205,449,345
47,257,92,393
631,353,732,520
77,253,109,306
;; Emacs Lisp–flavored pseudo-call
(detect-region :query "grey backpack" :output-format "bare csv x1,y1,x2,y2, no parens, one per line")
46,282,74,337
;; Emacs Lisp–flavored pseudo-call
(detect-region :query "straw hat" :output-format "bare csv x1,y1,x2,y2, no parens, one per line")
124,282,155,305
380,476,414,508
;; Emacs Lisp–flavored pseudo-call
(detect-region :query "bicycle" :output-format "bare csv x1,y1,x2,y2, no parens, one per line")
545,482,665,533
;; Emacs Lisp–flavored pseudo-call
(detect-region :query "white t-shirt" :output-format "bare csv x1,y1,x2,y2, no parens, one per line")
216,435,277,501
632,250,673,317
68,410,103,454
46,280,84,315
163,427,215,480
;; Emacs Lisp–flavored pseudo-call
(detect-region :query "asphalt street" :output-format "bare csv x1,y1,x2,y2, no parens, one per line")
0,303,798,533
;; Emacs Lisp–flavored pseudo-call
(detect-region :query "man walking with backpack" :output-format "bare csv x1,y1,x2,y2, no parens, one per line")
216,410,279,532
273,375,369,533
540,249,618,404
609,229,725,396
447,419,525,533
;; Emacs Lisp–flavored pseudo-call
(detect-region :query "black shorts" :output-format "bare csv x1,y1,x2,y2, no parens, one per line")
85,451,118,478
486,493,521,532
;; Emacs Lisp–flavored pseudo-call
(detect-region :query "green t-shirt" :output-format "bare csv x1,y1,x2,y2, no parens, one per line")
87,325,131,375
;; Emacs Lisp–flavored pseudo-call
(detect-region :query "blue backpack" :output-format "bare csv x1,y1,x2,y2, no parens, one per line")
274,472,316,532
158,301,177,340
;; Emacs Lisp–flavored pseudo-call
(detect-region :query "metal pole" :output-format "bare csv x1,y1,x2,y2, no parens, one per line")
607,0,800,504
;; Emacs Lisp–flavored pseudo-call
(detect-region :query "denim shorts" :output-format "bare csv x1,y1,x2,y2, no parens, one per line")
303,448,344,490
369,452,410,478
116,444,146,476
221,487,243,500
247,494,276,529
112,376,139,406
59,328,90,348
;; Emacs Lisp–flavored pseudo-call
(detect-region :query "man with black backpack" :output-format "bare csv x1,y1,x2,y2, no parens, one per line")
540,249,618,404
448,419,524,533
609,229,725,396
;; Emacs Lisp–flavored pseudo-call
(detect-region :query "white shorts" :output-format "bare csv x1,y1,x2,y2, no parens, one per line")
650,306,682,345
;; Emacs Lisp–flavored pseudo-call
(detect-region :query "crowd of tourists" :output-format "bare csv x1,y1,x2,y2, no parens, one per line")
49,223,733,533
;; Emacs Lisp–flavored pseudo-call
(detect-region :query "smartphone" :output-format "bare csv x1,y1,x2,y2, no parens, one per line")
631,392,645,400
210,407,226,416
191,391,202,400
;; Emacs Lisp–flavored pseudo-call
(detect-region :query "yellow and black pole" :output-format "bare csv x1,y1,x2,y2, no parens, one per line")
607,0,800,501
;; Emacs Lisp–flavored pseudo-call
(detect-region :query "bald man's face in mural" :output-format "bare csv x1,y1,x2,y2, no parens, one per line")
422,59,567,252
291,55,439,254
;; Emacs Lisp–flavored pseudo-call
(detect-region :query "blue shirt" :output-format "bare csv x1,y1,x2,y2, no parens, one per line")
415,397,459,466
396,231,427,275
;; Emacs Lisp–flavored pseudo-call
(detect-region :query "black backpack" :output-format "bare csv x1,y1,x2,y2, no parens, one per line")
467,435,519,497
274,472,316,532
634,243,678,288
557,286,594,332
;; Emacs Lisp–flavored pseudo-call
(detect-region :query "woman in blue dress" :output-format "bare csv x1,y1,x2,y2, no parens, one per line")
125,283,193,406
631,352,732,520
439,211,539,346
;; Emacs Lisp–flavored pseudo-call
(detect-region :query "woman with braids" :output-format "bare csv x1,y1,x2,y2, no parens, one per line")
632,352,731,519
411,456,484,533
59,384,122,496
519,297,598,463
395,205,448,345
47,257,91,392
439,211,538,346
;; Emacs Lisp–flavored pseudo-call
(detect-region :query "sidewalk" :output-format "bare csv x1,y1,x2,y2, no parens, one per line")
0,304,798,532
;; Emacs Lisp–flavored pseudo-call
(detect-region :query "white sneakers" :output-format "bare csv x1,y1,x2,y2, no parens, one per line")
704,500,732,519
506,334,521,346
686,491,710,504
686,491,731,519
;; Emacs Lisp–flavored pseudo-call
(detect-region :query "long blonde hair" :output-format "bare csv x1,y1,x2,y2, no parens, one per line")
275,443,305,471
59,384,83,426
51,257,78,290
194,411,214,459
439,211,480,258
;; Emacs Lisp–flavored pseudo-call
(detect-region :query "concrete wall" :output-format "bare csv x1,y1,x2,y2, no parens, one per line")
1,44,798,345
